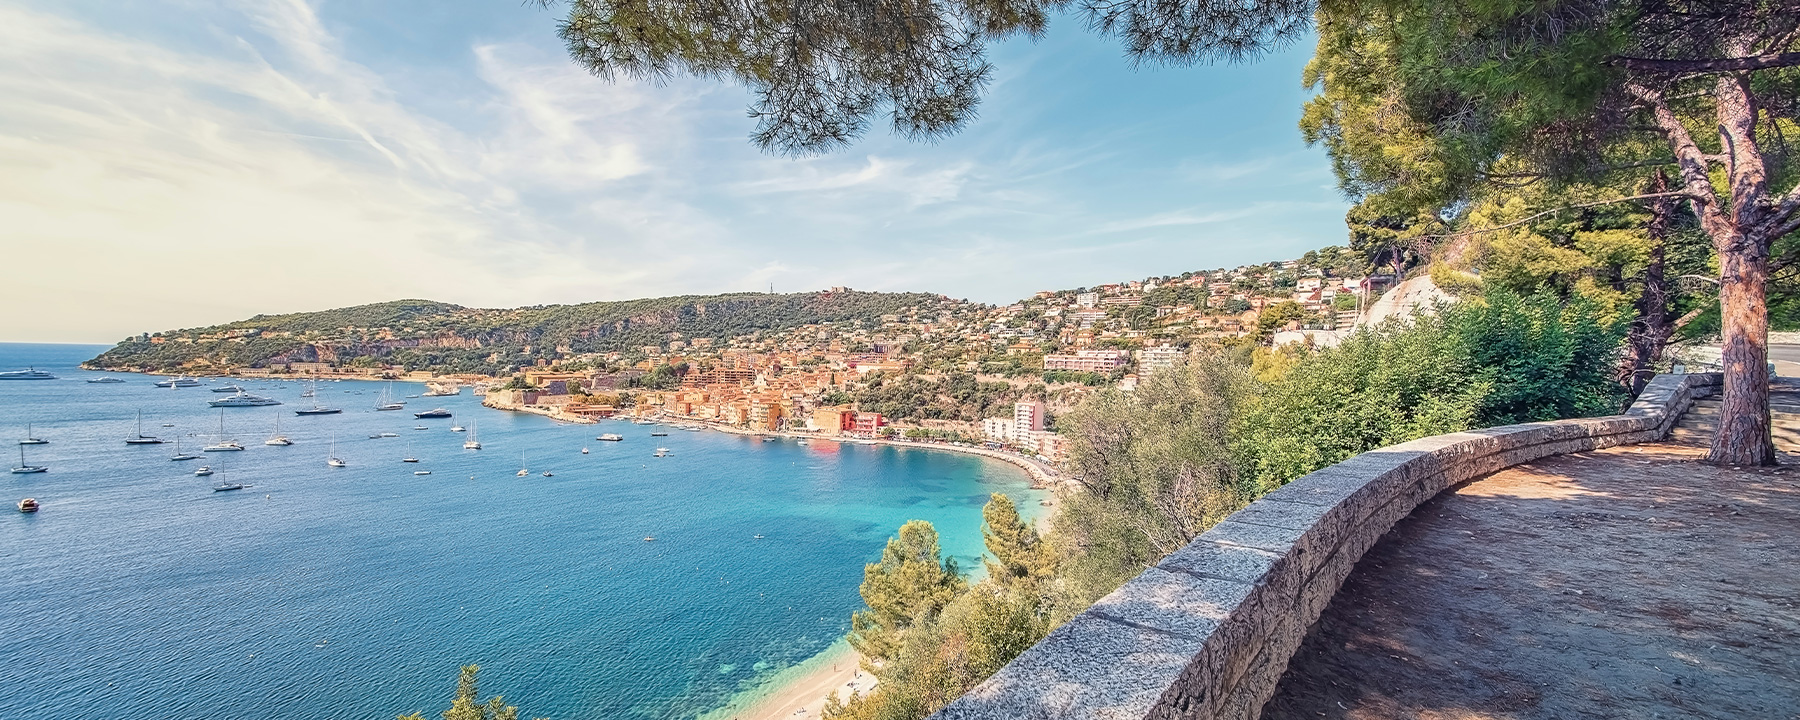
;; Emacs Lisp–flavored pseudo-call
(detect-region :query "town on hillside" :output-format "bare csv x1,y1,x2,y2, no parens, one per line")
88,247,1433,467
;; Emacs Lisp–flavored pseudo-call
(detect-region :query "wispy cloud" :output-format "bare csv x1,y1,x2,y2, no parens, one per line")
0,0,1351,342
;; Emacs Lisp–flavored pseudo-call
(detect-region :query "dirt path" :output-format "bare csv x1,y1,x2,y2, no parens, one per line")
1261,443,1800,720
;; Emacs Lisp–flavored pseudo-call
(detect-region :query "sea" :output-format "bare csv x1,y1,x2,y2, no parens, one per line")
0,343,1043,719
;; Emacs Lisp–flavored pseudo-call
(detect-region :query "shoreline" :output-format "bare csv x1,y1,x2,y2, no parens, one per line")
699,641,874,720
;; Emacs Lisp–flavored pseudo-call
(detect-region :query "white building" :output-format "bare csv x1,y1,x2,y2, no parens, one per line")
1075,292,1100,308
982,417,1014,442
1135,344,1186,376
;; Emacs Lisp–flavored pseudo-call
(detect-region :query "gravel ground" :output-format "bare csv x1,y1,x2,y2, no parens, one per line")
1260,443,1800,720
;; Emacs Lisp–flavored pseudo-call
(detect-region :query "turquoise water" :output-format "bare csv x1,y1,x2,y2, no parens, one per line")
0,343,1040,719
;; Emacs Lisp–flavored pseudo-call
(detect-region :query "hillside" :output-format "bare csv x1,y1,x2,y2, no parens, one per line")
88,291,958,374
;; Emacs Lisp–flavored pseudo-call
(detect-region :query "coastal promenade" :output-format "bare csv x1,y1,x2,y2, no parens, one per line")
1261,441,1800,719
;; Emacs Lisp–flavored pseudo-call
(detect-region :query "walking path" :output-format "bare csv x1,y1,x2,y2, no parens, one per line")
1261,442,1800,720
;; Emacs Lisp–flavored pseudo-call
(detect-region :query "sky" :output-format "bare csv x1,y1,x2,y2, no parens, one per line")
0,0,1350,344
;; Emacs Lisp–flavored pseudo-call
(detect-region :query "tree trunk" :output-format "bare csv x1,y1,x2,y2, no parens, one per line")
1624,171,1675,397
1708,237,1776,465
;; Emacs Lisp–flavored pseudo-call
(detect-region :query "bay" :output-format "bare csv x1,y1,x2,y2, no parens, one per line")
0,343,1041,719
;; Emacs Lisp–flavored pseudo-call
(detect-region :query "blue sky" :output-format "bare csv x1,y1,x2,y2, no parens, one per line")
0,0,1348,343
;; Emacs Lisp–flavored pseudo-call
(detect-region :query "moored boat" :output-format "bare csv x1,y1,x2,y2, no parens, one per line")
597,433,623,441
86,376,124,384
413,408,452,419
17,498,39,513
194,466,213,476
19,423,48,445
654,447,671,457
11,444,47,474
0,368,56,380
125,411,164,445
208,391,281,408
154,377,201,388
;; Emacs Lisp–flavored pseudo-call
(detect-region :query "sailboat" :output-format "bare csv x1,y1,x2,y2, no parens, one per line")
265,415,292,446
300,380,316,399
516,455,529,476
211,467,246,491
125,410,165,445
169,436,200,461
327,434,346,467
374,382,404,411
402,439,419,463
19,423,47,445
202,409,244,451
11,444,47,474
463,421,481,450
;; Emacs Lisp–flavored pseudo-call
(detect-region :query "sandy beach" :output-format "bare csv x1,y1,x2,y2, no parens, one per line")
701,642,877,720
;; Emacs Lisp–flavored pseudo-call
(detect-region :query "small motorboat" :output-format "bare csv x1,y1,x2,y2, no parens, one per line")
597,433,623,442
412,426,428,431
541,471,553,477
413,408,453,419
18,498,39,513
762,437,776,442
649,431,668,436
581,447,589,454
413,470,431,476
643,536,655,542
195,466,213,476
402,457,419,463
450,425,466,432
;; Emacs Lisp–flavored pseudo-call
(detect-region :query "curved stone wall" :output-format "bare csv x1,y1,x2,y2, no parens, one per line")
929,372,1721,720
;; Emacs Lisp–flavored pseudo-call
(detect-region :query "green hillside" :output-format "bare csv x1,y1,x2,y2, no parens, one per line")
88,291,956,374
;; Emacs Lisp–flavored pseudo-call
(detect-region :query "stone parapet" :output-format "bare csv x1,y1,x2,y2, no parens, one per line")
929,372,1721,720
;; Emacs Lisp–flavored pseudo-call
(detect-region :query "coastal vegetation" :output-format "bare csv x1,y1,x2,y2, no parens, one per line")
88,291,952,375
398,665,539,720
822,287,1627,719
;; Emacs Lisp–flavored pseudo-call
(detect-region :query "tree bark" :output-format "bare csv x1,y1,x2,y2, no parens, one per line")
1707,71,1777,465
1628,76,1778,465
1712,238,1777,464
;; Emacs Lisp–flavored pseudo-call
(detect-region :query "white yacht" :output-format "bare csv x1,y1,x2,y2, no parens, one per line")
154,377,201,388
597,433,623,442
208,391,281,408
462,421,481,450
210,384,245,393
0,368,55,380
86,376,124,384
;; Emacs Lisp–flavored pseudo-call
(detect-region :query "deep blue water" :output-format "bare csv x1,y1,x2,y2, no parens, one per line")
0,343,1040,719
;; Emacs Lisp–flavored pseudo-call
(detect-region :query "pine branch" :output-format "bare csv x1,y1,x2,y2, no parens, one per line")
1421,192,1690,240
1611,52,1800,73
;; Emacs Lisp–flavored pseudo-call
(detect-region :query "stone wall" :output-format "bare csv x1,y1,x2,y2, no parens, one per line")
929,372,1721,720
